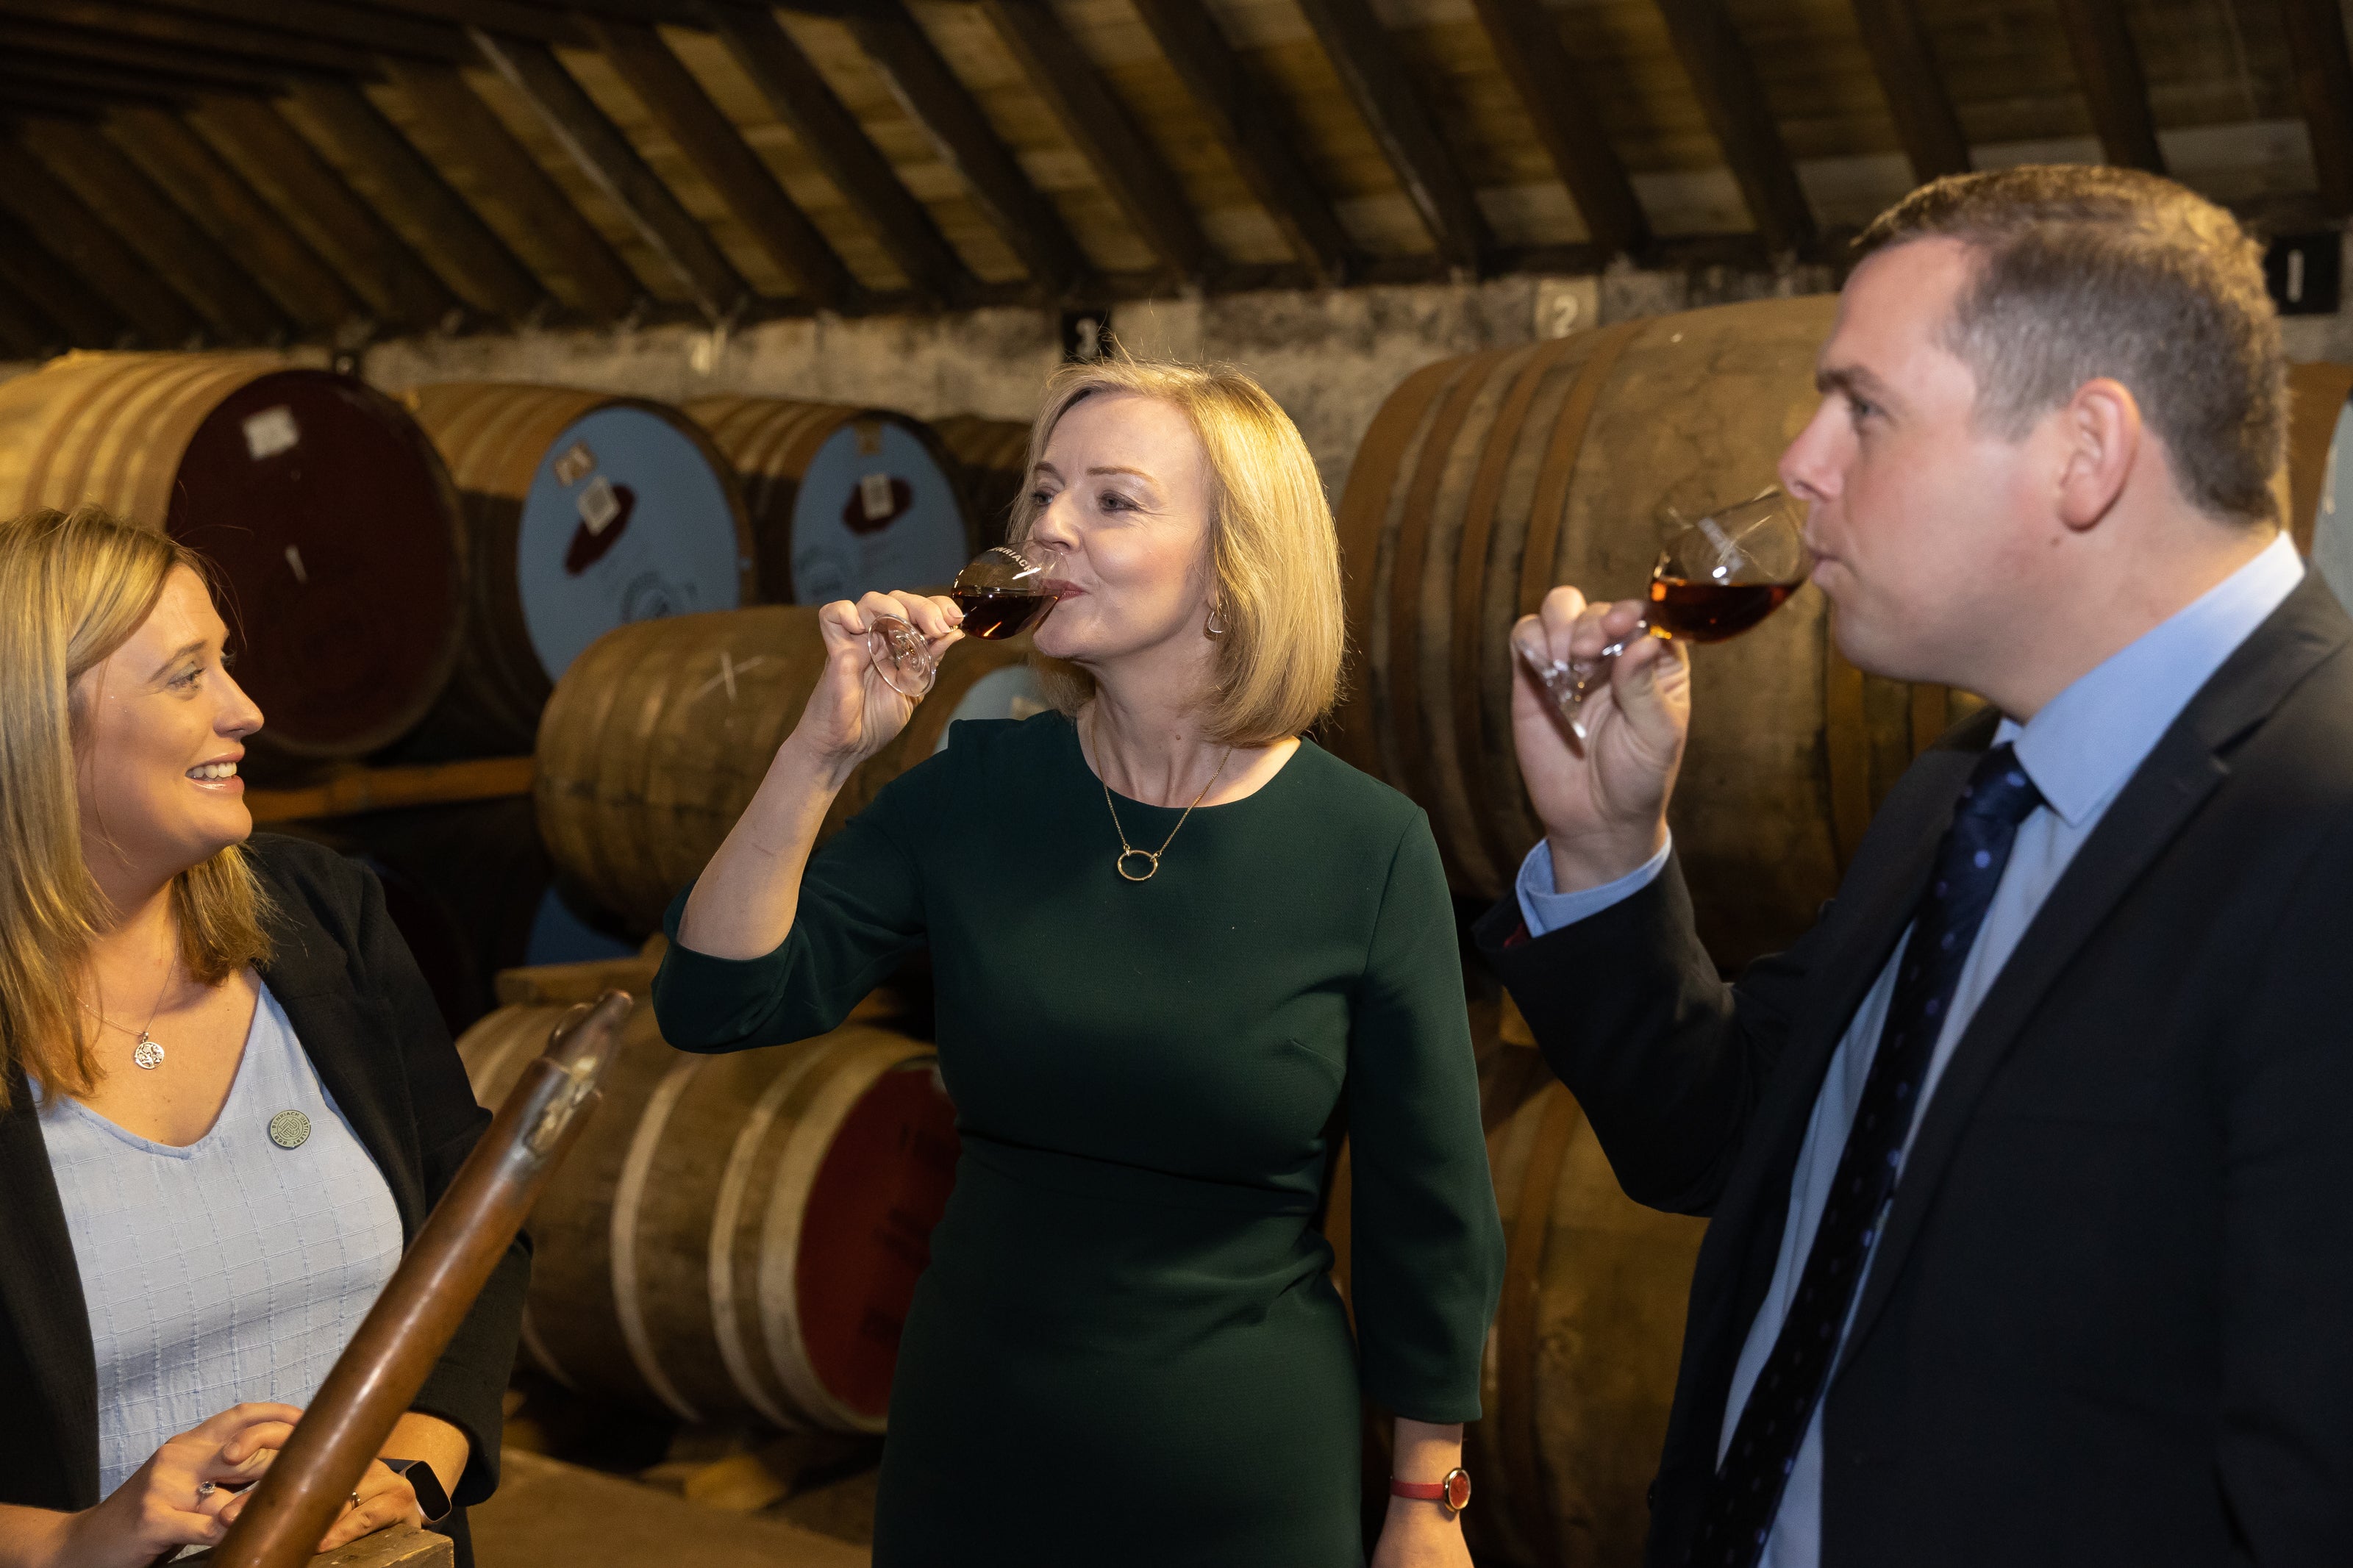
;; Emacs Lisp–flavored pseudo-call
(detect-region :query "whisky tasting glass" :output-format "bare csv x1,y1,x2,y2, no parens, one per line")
1513,487,1810,742
868,545,1065,698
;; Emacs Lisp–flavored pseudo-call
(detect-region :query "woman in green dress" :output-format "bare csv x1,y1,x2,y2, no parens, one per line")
652,360,1504,1567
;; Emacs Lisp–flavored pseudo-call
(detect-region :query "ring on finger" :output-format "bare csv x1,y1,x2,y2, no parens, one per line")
199,1481,217,1498
349,1492,361,1510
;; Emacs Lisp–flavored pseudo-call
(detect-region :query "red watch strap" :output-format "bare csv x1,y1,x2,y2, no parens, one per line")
1390,1468,1472,1512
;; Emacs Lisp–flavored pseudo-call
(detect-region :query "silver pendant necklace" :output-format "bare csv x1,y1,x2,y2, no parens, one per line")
88,969,174,1071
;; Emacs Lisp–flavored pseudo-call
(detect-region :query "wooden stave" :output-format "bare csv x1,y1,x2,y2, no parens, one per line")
404,382,758,756
1332,301,1954,969
684,395,976,606
931,414,1032,550
533,606,1033,931
454,1002,946,1432
0,351,468,759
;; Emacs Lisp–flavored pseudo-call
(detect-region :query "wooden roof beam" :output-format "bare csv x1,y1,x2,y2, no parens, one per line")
1651,0,1815,255
281,75,552,324
2274,0,2353,216
342,0,590,46
190,94,463,333
382,56,646,321
18,115,292,342
107,107,371,335
0,206,131,345
1290,0,1491,271
2051,0,2165,171
0,21,290,92
704,2,975,309
0,137,204,344
137,0,472,61
0,1,378,75
585,18,863,311
843,0,1089,296
1847,0,1970,180
1124,0,1352,284
1464,0,1646,257
468,29,756,321
977,0,1214,283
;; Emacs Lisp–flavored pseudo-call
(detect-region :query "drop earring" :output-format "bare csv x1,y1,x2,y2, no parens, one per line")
1204,604,1229,640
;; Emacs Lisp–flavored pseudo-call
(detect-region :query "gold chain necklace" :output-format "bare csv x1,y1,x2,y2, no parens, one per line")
1090,720,1233,883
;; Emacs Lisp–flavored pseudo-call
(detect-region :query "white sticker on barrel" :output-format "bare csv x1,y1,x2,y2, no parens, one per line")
791,423,967,604
243,406,300,461
515,406,744,684
2313,399,2353,612
934,664,1048,753
553,441,596,487
578,474,621,535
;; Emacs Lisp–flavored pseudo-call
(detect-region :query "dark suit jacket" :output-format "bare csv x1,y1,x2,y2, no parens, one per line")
1477,573,2353,1567
0,833,525,1563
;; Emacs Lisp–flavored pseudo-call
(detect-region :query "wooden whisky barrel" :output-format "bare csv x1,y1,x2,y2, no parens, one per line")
682,396,975,604
457,1003,959,1432
1325,1079,1704,1568
402,383,755,756
1332,299,1972,967
0,351,465,759
932,414,1033,549
535,606,1043,931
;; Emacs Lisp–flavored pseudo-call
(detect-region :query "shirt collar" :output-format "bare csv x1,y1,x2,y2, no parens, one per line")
1996,530,2305,827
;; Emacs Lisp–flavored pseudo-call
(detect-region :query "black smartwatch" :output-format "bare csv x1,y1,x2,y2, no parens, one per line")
380,1458,451,1523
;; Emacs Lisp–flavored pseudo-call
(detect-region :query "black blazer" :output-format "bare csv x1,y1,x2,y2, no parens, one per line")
0,833,525,1562
1478,573,2353,1567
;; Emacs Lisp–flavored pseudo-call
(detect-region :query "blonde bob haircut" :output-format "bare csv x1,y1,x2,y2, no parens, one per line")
1010,358,1346,746
0,506,273,1110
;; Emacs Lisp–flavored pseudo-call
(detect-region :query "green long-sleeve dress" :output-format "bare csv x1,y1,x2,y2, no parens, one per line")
652,712,1505,1566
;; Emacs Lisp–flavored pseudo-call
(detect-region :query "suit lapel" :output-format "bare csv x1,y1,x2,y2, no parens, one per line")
1838,576,2348,1367
0,1074,101,1506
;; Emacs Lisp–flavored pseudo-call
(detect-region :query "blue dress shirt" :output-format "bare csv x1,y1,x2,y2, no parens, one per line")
1514,531,2305,1566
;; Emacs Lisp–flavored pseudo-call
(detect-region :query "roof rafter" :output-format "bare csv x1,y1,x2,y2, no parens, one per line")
1650,0,1815,254
0,135,204,344
138,0,471,61
18,114,292,341
2271,0,2353,215
2050,0,2165,171
1464,0,1646,258
0,59,199,112
0,205,131,344
281,74,551,323
0,0,376,75
1123,0,1352,284
843,0,1089,296
190,93,463,332
585,17,863,311
346,0,590,46
468,27,756,321
0,21,290,92
976,0,1214,283
382,54,646,321
704,2,974,309
1290,0,1492,271
1847,0,1971,179
107,105,369,334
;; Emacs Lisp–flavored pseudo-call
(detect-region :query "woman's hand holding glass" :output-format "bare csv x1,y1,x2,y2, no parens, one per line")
804,590,966,778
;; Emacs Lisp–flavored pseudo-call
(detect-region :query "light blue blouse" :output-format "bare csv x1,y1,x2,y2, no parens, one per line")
40,982,404,1497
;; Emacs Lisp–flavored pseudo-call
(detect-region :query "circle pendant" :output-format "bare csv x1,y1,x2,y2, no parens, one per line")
1115,849,1160,882
268,1110,312,1150
132,1035,165,1070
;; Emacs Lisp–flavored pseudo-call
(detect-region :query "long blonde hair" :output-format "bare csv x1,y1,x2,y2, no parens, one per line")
1010,359,1347,746
0,506,273,1109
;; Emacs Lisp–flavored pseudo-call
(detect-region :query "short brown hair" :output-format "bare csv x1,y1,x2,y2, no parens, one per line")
1856,165,2285,524
1011,359,1346,745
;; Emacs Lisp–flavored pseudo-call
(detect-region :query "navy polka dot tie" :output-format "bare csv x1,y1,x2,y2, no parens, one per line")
1686,743,2043,1567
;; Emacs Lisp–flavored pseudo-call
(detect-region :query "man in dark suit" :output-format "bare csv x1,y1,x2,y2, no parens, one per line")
1479,165,2353,1567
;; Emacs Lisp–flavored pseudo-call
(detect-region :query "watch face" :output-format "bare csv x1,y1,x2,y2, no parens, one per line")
1443,1467,1472,1511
